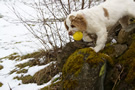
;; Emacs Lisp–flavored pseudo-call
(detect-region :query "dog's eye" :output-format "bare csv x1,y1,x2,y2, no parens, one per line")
71,25,75,28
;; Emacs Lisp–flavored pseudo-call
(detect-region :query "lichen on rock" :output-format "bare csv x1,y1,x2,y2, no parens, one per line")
62,48,113,89
118,40,135,87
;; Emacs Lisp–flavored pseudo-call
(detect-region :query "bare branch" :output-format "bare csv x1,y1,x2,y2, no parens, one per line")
81,0,85,9
68,0,71,13
59,0,69,15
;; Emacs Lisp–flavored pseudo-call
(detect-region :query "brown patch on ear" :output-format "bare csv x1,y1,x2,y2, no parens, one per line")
64,20,69,30
70,14,87,31
69,15,75,21
103,8,109,19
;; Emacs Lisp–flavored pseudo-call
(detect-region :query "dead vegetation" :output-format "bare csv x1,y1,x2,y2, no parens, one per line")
13,63,59,85
0,65,3,70
0,82,3,87
0,48,60,88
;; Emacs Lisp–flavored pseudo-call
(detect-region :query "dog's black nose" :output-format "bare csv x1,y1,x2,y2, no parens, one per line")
68,31,73,35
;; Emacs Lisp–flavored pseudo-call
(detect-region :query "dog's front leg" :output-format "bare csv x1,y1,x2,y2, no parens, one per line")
91,29,108,52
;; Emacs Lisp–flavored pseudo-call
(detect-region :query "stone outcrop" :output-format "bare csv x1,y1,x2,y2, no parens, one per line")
55,23,135,90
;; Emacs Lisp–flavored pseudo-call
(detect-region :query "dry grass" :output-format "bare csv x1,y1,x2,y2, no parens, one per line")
0,65,3,70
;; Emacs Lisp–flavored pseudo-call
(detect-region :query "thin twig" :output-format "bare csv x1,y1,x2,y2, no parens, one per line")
112,67,124,90
8,83,12,90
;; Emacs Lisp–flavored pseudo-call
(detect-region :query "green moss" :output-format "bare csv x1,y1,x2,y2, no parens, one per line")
125,59,135,84
63,80,78,89
102,44,115,56
117,34,135,87
86,50,113,67
62,48,89,89
131,34,135,40
118,41,135,86
0,82,3,87
63,54,84,77
101,43,117,64
105,43,112,47
62,48,113,89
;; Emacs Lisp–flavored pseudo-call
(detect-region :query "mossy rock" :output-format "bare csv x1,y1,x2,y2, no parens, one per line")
102,43,127,58
117,41,135,88
104,33,135,89
57,41,95,72
62,48,113,90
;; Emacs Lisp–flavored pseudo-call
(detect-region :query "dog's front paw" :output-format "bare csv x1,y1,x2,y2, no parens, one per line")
90,47,100,53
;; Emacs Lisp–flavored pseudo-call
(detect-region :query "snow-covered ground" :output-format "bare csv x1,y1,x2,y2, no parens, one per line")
0,1,44,58
0,0,105,89
0,0,60,89
0,57,60,90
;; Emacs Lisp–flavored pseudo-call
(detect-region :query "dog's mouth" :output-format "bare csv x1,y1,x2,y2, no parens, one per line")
68,31,73,35
68,31,82,35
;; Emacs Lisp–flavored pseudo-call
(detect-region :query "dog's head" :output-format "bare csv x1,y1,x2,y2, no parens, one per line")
64,12,87,35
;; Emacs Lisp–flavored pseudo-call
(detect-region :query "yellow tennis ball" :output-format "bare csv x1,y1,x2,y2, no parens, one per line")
73,31,83,41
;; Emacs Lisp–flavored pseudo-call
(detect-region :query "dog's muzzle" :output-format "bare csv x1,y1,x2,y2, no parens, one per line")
68,31,73,35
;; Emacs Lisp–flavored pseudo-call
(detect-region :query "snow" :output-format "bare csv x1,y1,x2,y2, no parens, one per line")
24,61,56,76
12,72,61,90
0,0,103,89
0,0,60,89
111,39,117,44
0,59,22,90
0,58,58,90
0,3,43,58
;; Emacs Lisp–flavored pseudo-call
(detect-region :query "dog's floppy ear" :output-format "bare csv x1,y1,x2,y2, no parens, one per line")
64,20,69,30
69,14,87,31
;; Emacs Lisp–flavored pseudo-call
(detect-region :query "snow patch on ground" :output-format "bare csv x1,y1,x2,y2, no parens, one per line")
0,0,60,89
24,61,56,76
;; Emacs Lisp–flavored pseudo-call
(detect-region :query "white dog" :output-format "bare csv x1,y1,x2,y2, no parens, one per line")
64,0,135,52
